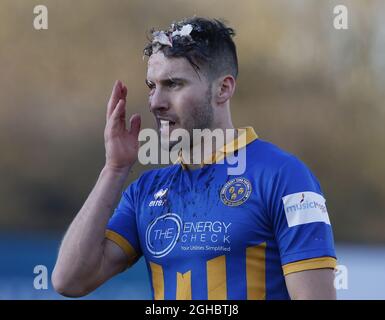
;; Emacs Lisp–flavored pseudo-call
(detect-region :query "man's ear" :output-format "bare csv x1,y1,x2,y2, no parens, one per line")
214,75,236,105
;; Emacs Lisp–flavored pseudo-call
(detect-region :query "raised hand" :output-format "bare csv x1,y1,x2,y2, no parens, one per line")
104,80,141,171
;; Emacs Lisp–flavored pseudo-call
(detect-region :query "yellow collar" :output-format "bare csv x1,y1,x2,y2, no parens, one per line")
174,127,258,170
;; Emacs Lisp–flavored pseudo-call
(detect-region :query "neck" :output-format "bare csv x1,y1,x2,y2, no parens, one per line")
184,122,237,170
183,101,235,169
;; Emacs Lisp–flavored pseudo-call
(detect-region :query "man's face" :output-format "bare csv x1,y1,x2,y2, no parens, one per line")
146,51,214,149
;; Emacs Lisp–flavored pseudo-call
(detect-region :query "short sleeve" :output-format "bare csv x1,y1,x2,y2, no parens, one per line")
267,156,337,275
105,179,143,267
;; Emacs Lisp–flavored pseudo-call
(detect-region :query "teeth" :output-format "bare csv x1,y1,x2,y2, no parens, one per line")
160,120,176,127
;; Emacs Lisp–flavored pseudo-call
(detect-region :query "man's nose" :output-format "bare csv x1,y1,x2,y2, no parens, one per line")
149,88,169,113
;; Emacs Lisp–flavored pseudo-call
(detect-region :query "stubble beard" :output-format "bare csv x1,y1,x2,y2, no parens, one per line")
162,88,214,152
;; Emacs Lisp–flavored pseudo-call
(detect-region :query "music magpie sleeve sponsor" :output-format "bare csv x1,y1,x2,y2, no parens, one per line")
282,191,331,227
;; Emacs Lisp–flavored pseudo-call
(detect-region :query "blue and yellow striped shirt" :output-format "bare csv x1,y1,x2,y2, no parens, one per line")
106,127,337,299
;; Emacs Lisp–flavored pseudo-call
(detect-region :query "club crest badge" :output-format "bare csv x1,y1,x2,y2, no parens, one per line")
220,178,252,206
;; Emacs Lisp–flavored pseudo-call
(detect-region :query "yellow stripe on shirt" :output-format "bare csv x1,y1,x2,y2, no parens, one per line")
105,229,139,267
282,256,337,276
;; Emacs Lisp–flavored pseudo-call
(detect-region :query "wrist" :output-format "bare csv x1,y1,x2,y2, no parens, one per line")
102,164,132,176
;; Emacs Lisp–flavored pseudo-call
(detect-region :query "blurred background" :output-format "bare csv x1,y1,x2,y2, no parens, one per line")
0,0,384,299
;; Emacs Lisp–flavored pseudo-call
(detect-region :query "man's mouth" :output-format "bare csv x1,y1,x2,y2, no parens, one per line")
158,118,177,129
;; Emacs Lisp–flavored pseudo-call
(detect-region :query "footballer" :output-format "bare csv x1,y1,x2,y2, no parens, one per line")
52,17,337,300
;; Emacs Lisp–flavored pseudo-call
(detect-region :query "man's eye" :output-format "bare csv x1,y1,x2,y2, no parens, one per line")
146,80,155,90
168,82,180,88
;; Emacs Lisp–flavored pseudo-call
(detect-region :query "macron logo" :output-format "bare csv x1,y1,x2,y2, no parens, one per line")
149,188,168,207
282,191,330,227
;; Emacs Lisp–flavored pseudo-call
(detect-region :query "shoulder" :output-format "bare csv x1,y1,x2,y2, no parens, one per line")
247,138,307,172
246,138,321,193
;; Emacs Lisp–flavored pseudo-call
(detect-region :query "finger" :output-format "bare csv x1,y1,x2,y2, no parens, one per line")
121,85,127,100
110,99,126,129
128,113,141,137
106,80,122,120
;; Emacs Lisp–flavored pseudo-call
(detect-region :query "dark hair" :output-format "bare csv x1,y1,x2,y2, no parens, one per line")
143,16,238,81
